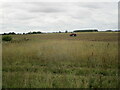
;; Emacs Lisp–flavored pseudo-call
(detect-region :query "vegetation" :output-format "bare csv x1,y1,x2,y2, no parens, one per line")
2,32,118,88
73,29,98,32
27,31,42,34
2,36,12,41
2,31,42,35
2,32,16,35
65,30,68,33
105,30,114,32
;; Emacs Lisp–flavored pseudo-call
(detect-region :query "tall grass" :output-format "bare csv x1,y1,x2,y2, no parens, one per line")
2,32,118,88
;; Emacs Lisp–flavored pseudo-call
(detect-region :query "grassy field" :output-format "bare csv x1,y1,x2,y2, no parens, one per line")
2,32,119,88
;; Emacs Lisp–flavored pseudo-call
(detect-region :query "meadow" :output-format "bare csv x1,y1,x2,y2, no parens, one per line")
2,32,119,88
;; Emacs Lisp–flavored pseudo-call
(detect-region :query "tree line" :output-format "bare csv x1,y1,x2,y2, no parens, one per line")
1,30,120,35
2,31,42,35
1,30,69,35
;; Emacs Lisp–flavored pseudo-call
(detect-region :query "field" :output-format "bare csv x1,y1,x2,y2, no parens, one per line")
2,32,119,88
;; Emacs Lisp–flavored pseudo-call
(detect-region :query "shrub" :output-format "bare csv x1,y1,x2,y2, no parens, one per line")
2,36,12,41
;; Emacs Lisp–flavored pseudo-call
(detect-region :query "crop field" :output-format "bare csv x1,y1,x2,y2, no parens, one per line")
2,32,119,88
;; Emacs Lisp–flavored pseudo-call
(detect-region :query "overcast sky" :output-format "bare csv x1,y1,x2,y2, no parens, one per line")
0,1,118,33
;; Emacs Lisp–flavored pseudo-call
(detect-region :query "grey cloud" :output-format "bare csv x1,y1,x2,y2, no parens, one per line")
29,7,65,13
3,2,67,13
77,3,102,9
0,2,118,33
27,2,67,13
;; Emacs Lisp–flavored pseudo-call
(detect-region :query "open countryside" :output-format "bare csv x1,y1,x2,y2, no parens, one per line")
2,32,119,88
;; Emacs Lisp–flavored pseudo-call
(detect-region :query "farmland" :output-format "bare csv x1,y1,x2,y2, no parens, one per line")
2,32,119,88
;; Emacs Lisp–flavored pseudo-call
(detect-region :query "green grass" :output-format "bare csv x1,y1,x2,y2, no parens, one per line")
2,32,119,88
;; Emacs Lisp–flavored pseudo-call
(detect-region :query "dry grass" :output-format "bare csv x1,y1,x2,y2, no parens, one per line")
2,32,119,88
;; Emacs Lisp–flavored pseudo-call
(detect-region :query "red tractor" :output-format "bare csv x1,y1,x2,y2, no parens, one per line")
69,33,77,37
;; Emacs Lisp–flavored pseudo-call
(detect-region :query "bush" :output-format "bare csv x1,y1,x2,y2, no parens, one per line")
2,36,12,41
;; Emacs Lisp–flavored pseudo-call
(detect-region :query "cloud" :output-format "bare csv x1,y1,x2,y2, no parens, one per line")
0,2,118,33
29,8,63,13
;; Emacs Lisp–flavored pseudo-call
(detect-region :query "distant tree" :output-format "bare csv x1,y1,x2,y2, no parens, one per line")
27,32,32,34
59,31,61,33
27,31,42,34
9,32,16,35
2,33,8,35
117,30,120,32
65,30,68,33
106,30,113,32
73,29,98,32
23,33,26,35
32,32,37,34
37,31,42,34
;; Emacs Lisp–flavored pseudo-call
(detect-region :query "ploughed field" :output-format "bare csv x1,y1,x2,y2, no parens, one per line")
2,32,119,88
